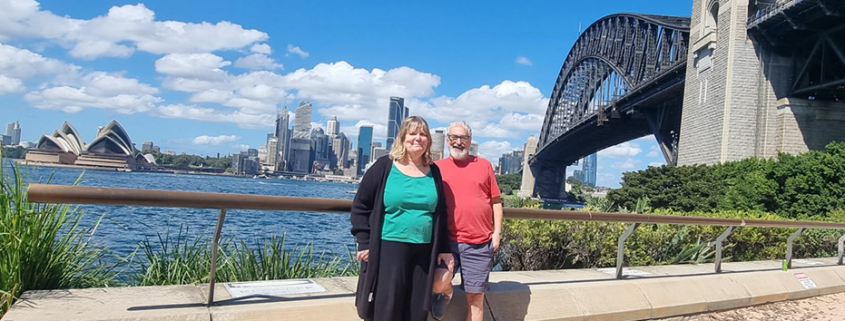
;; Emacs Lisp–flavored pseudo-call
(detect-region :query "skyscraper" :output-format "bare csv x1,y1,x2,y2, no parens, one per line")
357,125,373,176
6,121,21,145
582,153,597,187
385,97,408,151
431,130,445,161
327,116,339,137
332,132,351,169
275,106,290,170
294,101,312,138
469,142,479,156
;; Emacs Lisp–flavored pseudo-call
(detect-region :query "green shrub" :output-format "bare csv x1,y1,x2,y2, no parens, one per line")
496,208,842,271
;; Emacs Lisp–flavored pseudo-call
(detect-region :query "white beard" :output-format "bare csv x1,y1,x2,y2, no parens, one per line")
449,146,469,161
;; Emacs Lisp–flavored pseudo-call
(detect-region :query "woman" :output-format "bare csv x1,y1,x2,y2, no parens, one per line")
350,116,454,321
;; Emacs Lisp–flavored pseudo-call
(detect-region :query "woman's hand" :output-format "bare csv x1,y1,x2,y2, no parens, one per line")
356,249,370,262
438,253,455,272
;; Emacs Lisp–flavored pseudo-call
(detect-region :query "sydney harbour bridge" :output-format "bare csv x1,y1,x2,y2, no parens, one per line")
529,0,845,199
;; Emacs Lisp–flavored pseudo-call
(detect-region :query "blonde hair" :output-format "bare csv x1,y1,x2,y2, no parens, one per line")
388,115,432,165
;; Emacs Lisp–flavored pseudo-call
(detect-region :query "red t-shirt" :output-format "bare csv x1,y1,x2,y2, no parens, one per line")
435,156,501,244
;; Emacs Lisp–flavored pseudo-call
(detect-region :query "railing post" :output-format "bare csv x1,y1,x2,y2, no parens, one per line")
616,223,640,279
208,208,227,306
838,234,845,265
715,226,736,273
786,227,805,269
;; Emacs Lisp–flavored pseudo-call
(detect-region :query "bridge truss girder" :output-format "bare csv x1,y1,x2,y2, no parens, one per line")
531,13,690,199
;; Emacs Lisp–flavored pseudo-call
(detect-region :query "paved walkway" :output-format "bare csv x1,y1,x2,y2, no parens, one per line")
660,292,845,321
5,257,845,321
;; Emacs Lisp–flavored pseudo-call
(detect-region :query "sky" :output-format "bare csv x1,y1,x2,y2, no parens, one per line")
0,0,692,187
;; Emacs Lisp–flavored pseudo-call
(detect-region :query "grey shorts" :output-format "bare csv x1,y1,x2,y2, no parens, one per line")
439,240,493,293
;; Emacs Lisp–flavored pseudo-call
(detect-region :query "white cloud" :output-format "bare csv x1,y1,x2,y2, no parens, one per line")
0,1,268,59
498,112,544,132
0,43,80,81
192,135,239,145
646,149,660,158
610,158,640,170
250,43,272,54
515,56,532,66
234,54,283,70
477,140,515,166
154,104,274,129
233,144,250,151
417,81,548,133
287,44,309,58
24,71,161,114
648,161,664,167
155,53,230,80
69,40,134,60
0,75,25,94
340,120,387,141
598,142,642,158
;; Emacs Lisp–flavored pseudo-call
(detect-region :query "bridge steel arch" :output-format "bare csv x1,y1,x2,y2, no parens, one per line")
532,13,690,199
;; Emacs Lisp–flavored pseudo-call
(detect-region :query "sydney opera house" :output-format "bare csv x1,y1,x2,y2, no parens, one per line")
25,120,154,170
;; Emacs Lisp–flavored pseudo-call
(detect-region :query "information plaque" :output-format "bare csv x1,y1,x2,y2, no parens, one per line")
224,279,327,298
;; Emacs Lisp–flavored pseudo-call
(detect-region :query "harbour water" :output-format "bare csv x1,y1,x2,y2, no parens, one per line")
4,161,357,264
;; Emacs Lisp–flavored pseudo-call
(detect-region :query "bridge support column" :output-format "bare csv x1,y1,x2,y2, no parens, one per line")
530,160,567,200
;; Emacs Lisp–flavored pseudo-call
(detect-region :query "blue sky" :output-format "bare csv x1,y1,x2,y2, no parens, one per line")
0,0,691,187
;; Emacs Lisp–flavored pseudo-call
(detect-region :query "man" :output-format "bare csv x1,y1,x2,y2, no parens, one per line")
431,121,503,321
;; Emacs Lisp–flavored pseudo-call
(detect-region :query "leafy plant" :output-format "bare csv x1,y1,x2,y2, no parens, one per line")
0,155,117,318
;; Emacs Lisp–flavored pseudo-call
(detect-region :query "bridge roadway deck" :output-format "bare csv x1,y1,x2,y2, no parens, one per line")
6,258,845,321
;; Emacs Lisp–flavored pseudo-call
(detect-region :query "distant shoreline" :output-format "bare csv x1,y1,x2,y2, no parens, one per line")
8,158,237,177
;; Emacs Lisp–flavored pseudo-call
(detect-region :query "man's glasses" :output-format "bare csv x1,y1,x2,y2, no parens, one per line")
447,135,471,141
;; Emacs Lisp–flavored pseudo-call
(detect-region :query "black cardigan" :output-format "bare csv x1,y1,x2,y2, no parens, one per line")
350,156,450,319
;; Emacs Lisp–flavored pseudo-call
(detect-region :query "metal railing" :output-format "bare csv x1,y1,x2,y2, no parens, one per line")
26,184,845,304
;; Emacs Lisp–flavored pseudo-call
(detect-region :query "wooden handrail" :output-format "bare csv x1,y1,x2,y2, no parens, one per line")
26,184,845,230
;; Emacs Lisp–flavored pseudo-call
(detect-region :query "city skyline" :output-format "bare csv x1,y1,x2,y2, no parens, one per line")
0,0,690,187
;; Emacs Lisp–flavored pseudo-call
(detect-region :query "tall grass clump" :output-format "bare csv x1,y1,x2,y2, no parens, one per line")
0,157,116,318
133,226,356,286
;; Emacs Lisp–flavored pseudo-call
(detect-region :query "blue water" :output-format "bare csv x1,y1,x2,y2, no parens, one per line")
4,161,357,265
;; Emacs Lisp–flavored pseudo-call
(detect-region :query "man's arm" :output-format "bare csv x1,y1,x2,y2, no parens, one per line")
491,196,503,251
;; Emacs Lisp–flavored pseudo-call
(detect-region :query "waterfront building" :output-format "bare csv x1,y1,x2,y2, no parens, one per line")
27,120,153,170
327,116,339,137
266,137,278,166
385,96,408,151
498,150,524,174
247,148,258,157
372,147,387,161
0,135,10,146
332,132,350,169
293,101,312,139
311,128,331,169
275,106,290,170
288,137,313,174
5,121,21,146
431,129,445,161
470,142,479,156
232,152,258,176
257,145,267,164
582,153,597,187
357,125,373,176
371,141,382,159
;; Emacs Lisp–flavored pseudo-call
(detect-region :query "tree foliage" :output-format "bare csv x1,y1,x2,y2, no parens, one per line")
607,141,845,218
146,151,231,170
495,173,522,195
1,146,28,159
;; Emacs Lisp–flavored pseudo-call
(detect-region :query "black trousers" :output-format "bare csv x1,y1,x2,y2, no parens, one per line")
373,239,432,321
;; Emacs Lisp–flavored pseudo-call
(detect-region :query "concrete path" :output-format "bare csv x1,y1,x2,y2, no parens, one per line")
5,258,845,321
